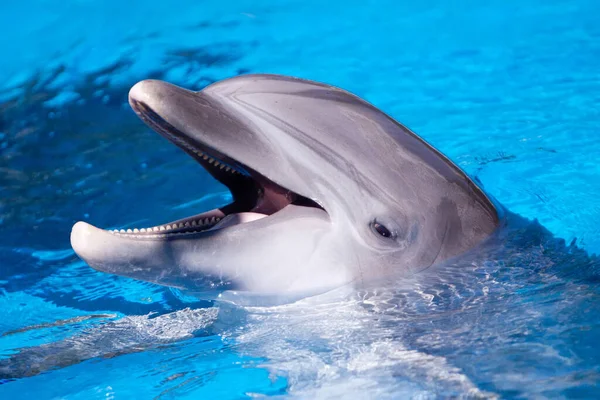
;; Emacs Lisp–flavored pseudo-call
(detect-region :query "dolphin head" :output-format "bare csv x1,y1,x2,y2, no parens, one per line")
71,74,499,297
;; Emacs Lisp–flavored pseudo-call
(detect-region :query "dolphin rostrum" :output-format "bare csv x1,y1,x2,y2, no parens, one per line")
70,74,500,298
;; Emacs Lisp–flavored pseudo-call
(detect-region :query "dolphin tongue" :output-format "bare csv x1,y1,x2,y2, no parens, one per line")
209,212,268,231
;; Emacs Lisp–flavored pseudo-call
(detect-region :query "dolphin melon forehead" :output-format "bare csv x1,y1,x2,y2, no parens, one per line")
198,75,497,218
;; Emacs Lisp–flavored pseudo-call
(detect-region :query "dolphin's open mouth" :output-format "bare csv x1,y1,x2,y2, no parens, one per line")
101,99,324,239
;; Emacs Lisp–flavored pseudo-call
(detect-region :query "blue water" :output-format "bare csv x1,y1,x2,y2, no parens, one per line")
1,0,600,398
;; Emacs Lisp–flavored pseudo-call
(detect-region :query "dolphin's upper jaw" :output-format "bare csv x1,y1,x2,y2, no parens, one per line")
123,97,323,235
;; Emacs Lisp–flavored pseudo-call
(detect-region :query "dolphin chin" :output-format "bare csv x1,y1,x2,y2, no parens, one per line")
71,74,499,298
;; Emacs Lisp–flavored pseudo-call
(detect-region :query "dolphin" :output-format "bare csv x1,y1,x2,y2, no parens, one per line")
70,74,500,299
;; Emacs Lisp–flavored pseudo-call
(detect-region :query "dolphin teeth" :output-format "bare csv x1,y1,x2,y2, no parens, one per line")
191,220,197,226
159,226,166,231
133,228,139,233
152,227,159,232
126,229,133,233
225,166,231,172
219,164,225,169
166,225,172,230
140,228,146,233
119,229,125,233
202,155,209,160
178,223,184,228
184,222,190,227
214,161,220,167
208,158,214,164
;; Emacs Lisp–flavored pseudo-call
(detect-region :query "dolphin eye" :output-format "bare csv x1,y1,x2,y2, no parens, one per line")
371,221,394,239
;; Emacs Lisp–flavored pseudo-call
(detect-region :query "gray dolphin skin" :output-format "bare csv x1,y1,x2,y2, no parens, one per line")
70,74,500,298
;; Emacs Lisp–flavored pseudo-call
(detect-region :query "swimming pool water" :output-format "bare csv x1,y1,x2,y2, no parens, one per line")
1,0,600,398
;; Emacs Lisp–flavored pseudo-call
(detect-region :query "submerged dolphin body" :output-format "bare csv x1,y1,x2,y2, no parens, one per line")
70,74,500,298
